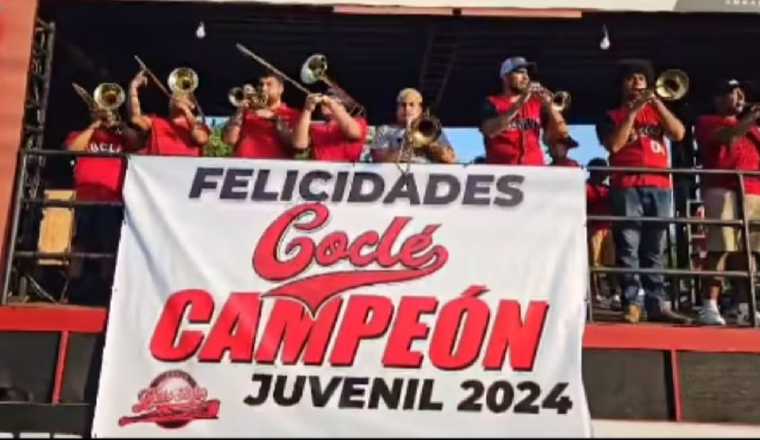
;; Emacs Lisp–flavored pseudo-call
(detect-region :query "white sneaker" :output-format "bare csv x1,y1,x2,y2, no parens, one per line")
698,306,726,326
737,303,760,326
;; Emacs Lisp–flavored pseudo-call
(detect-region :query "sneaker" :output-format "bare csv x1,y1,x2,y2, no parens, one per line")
624,304,641,323
610,294,622,312
736,303,760,326
698,306,726,326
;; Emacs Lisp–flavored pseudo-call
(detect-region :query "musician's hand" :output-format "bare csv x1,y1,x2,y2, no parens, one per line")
747,104,760,120
130,71,148,90
305,94,323,113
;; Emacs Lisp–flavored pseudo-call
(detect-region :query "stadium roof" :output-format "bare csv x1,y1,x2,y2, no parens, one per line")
42,0,760,136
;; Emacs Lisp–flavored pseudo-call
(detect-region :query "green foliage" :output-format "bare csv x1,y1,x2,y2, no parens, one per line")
204,126,233,157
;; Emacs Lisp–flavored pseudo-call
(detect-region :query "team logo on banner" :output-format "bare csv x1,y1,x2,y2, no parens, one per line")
118,370,220,429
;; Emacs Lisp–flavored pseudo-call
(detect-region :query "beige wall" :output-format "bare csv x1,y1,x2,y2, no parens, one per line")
0,0,39,284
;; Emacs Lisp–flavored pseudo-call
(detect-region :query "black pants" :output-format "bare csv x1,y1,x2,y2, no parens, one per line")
69,206,124,306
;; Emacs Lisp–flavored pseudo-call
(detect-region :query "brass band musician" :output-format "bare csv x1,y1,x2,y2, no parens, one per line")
370,88,456,164
292,90,368,162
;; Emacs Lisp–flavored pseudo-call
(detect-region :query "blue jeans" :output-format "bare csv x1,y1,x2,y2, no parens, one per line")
611,187,672,313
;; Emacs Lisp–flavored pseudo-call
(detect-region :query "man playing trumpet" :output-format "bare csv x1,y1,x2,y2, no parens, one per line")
128,69,210,156
223,72,300,159
291,91,368,162
370,88,456,164
480,56,570,166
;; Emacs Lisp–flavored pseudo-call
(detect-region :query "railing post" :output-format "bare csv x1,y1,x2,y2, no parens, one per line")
737,173,758,327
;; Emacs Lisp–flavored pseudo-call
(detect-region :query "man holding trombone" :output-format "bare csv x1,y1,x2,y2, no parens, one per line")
128,67,210,156
65,83,142,304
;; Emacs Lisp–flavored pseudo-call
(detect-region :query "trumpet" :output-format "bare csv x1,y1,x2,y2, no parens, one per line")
406,111,443,150
528,82,572,113
228,84,267,109
300,53,365,117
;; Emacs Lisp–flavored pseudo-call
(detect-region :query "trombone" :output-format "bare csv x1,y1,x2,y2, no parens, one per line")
133,55,205,120
300,54,366,118
653,69,689,101
72,82,125,127
405,111,443,150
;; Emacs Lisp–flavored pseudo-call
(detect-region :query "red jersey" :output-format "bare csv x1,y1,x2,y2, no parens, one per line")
551,157,580,167
310,118,369,162
483,95,545,166
146,116,205,157
605,103,670,189
587,183,612,231
695,115,760,195
65,129,127,202
235,105,300,159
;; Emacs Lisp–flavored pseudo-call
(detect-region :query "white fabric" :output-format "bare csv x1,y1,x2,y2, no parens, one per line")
92,157,591,437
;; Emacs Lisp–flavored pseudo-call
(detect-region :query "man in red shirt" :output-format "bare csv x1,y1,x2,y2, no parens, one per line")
223,72,299,159
65,106,142,305
479,56,569,166
595,59,688,324
128,70,210,156
695,79,760,326
291,92,368,162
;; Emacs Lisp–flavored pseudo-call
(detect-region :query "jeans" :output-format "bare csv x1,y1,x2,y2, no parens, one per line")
611,187,672,313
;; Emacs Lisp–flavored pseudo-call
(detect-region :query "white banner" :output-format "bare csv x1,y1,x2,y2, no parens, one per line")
92,157,591,437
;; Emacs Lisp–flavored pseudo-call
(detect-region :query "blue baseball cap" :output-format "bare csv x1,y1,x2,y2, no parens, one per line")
500,56,537,78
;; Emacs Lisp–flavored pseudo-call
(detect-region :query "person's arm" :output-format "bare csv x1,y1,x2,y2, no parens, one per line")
427,131,457,164
540,100,571,146
651,98,686,141
119,124,145,152
322,96,363,141
223,106,246,146
128,71,152,132
292,94,320,150
66,122,100,152
176,100,209,147
713,107,760,147
600,98,649,153
480,94,530,139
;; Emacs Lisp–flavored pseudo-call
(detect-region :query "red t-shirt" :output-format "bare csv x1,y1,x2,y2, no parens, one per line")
65,129,127,202
587,183,613,231
146,116,205,157
483,95,545,166
605,103,670,189
551,158,580,167
310,118,369,162
695,115,760,195
235,105,300,159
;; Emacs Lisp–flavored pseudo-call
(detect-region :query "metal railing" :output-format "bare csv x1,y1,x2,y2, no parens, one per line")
586,165,760,327
3,151,760,327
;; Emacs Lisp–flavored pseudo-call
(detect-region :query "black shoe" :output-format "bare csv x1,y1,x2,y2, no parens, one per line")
648,308,693,325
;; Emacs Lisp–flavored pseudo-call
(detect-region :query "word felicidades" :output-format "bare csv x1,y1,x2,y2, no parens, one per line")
150,286,549,371
188,167,525,207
